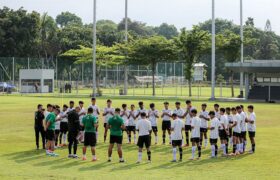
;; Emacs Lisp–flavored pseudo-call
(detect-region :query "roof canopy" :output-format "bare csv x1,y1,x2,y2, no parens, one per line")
225,60,280,73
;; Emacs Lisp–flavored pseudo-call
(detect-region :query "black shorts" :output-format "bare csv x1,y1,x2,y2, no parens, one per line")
200,128,207,133
137,135,151,148
55,129,60,135
191,137,200,143
84,132,96,147
104,123,107,128
233,132,241,137
46,130,55,141
185,125,192,131
127,126,136,132
249,131,255,138
60,122,68,133
228,128,233,137
68,130,79,142
210,138,218,144
241,131,247,138
162,121,171,131
110,135,123,144
152,126,158,132
219,130,228,140
172,140,182,147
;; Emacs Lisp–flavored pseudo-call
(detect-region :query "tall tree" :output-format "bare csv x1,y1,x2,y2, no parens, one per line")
118,18,155,37
154,23,178,39
175,27,210,96
56,11,82,28
128,36,175,96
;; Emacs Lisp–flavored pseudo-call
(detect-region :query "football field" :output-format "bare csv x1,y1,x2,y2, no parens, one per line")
0,95,279,180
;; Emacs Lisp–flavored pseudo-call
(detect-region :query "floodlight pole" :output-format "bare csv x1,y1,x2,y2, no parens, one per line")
211,0,216,100
240,0,244,98
123,0,128,95
92,0,97,97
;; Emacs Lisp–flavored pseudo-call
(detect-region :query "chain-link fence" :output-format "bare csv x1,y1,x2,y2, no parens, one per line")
0,57,240,98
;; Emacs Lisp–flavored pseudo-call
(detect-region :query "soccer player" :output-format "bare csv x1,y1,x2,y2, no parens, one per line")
199,103,209,148
183,100,194,147
246,105,256,153
208,111,219,158
77,101,86,143
68,101,75,111
170,113,184,162
121,104,129,143
148,103,159,144
214,104,220,119
137,101,147,119
103,99,114,142
127,104,137,144
237,106,246,153
107,108,125,163
240,105,248,152
59,105,68,146
34,104,45,149
136,112,152,163
67,106,81,158
229,107,242,156
226,107,233,146
161,102,172,145
54,105,61,148
81,107,98,161
219,108,229,156
45,105,60,156
190,109,201,160
89,98,100,141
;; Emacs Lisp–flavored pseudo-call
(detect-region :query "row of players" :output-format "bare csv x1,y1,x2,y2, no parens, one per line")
35,98,256,162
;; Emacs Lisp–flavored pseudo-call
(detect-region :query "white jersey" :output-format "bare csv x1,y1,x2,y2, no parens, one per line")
210,117,220,139
247,112,256,132
121,110,130,126
136,118,152,136
185,107,195,125
171,119,184,140
104,107,115,124
148,109,159,127
227,114,233,124
60,111,68,122
88,104,99,119
67,107,75,112
173,108,185,119
233,114,242,133
191,116,201,138
162,109,172,121
137,109,147,120
128,110,137,126
219,114,229,130
199,110,209,128
215,111,220,120
55,112,62,130
239,111,247,132
79,107,86,124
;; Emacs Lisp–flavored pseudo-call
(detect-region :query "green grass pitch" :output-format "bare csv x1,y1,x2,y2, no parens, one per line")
0,95,279,179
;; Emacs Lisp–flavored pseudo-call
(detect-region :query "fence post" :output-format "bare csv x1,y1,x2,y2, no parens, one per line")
28,57,30,69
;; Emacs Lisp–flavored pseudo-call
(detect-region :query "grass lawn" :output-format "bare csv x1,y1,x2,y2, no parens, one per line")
0,95,279,179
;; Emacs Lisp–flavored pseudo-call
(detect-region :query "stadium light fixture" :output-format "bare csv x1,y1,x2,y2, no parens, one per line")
211,0,216,100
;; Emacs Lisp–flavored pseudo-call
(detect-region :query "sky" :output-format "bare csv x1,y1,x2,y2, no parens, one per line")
1,0,280,35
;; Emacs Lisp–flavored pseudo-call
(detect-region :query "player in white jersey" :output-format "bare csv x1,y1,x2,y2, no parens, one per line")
219,108,229,156
121,104,130,143
68,101,75,112
148,103,159,144
229,107,242,156
226,107,233,146
88,98,100,141
170,113,184,162
214,104,220,120
246,105,256,153
190,109,201,160
59,104,68,146
137,101,147,120
208,111,220,158
136,112,152,163
240,105,248,152
54,105,61,148
182,100,195,147
103,99,114,143
237,106,246,153
199,103,210,148
77,101,86,143
161,102,172,145
127,104,137,144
